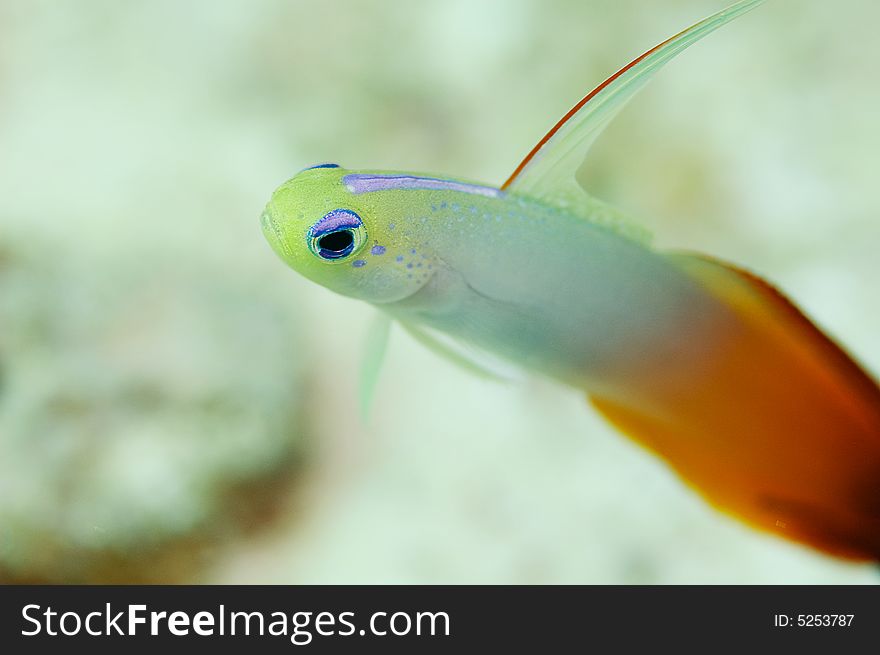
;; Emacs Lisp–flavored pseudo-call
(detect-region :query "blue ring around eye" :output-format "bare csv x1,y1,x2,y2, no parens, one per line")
307,209,367,261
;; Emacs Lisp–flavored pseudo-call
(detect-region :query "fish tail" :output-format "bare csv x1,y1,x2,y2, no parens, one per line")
589,254,880,560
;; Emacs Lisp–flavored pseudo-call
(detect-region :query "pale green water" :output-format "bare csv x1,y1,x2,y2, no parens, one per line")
1,0,878,583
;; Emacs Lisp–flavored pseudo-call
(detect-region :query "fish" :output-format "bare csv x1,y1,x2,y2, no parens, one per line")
260,0,880,561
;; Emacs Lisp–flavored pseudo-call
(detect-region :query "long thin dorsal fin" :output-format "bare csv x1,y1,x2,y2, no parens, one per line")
502,0,765,203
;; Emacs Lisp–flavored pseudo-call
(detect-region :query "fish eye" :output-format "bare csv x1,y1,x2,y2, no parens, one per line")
307,209,366,261
317,230,354,256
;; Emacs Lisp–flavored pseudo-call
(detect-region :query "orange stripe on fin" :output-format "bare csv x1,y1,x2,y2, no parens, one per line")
590,254,880,560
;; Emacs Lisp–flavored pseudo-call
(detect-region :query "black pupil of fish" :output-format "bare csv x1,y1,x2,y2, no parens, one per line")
318,230,354,257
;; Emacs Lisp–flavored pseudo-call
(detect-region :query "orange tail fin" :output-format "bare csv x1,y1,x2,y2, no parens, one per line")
590,254,880,560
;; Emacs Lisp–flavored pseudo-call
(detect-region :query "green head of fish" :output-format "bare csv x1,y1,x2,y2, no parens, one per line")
260,164,447,304
261,164,519,307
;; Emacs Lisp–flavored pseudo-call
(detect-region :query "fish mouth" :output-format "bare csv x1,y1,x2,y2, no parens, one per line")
260,207,293,260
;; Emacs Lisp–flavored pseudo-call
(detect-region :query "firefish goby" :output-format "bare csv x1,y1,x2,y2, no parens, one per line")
261,0,880,561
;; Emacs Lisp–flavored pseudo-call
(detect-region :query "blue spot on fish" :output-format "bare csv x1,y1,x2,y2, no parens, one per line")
371,245,386,256
406,263,413,269
352,260,366,268
396,255,404,263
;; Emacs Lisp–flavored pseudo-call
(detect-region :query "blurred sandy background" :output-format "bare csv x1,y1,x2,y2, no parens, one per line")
1,0,878,583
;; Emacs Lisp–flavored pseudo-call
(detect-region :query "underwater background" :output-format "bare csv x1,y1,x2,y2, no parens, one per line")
1,0,878,583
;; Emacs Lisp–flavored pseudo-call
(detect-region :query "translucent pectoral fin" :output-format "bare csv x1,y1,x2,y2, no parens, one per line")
399,321,522,383
360,312,392,421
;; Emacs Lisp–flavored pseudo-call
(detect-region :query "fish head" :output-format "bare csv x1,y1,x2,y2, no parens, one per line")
261,165,437,304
